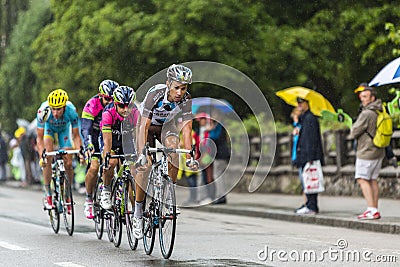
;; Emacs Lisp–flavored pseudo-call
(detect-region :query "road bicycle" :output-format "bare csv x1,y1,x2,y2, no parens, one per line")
42,149,81,236
85,152,107,241
104,152,139,250
141,143,196,259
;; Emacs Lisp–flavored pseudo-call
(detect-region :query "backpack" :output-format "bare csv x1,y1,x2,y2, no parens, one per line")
367,104,393,148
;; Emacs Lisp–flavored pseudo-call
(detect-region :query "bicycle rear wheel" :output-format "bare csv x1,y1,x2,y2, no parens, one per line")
125,176,138,250
49,177,60,234
111,178,123,247
60,174,74,236
143,172,156,255
93,176,104,240
159,178,176,259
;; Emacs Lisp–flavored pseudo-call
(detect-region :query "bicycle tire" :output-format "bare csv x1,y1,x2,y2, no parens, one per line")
93,175,104,240
159,177,177,259
124,175,138,250
60,174,74,236
105,212,114,242
111,178,123,247
49,176,60,234
105,178,115,243
143,171,156,255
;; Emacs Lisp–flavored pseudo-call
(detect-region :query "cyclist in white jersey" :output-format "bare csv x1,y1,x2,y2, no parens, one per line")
133,64,199,239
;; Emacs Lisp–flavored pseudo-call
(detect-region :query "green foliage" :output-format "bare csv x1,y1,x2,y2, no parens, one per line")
2,0,400,134
0,0,51,132
385,23,400,57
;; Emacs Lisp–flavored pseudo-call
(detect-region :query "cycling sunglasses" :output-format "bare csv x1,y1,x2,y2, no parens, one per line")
116,103,130,109
100,94,113,101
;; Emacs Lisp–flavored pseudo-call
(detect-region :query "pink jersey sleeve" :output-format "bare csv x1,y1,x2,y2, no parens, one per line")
100,110,114,132
82,97,103,119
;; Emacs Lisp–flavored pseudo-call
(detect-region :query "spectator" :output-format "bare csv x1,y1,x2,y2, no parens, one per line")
195,113,215,205
0,132,7,182
353,85,397,168
350,84,385,220
178,128,200,205
208,118,230,204
290,107,306,212
294,97,324,215
19,131,34,185
10,127,27,186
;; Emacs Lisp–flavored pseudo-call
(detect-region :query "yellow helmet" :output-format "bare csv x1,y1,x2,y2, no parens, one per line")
47,89,69,108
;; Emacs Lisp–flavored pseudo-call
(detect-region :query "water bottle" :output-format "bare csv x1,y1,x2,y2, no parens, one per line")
98,182,103,201
55,176,60,194
115,180,123,211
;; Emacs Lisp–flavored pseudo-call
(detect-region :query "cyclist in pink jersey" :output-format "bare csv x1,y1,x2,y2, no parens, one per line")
81,80,119,219
99,86,139,210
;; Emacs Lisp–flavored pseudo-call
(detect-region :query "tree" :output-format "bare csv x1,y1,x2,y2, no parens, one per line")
0,0,29,64
0,0,51,132
2,0,399,129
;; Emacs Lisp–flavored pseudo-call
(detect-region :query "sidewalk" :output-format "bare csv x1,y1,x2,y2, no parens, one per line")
191,192,400,234
2,180,399,234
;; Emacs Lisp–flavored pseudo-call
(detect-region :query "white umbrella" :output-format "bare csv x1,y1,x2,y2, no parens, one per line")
16,118,30,128
369,57,400,86
27,119,37,135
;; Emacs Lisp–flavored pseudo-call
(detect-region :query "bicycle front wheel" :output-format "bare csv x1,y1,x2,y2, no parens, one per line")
60,174,74,236
159,178,176,259
143,171,156,255
111,178,123,247
93,176,104,240
49,177,60,234
125,176,138,250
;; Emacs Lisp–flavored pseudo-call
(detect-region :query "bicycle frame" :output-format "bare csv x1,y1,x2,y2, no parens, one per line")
142,144,195,259
104,152,138,249
43,149,80,236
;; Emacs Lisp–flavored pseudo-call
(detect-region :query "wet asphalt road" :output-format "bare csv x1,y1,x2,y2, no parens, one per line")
0,186,399,266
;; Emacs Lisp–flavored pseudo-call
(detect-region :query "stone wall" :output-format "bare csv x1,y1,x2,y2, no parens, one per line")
233,165,400,199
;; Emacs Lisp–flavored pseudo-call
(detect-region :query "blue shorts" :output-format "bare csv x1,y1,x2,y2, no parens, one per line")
44,126,73,148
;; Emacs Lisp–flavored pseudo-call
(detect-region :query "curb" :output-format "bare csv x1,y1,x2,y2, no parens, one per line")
194,205,400,235
4,181,399,235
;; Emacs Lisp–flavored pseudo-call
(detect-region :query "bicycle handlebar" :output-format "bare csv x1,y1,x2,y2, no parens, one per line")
42,149,81,157
137,143,197,168
104,152,138,170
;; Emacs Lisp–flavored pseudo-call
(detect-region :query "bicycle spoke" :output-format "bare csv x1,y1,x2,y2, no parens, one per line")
143,171,156,255
111,178,123,247
49,177,60,233
94,176,104,240
125,177,138,250
61,174,74,236
159,179,176,259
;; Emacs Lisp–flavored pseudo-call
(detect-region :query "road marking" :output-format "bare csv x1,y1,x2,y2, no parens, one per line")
55,262,86,267
0,241,28,251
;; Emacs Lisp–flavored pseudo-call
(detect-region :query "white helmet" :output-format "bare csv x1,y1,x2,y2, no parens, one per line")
167,64,192,84
37,105,51,124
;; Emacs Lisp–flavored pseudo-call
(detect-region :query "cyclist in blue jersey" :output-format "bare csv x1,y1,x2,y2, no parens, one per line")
36,89,83,210
81,80,119,219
